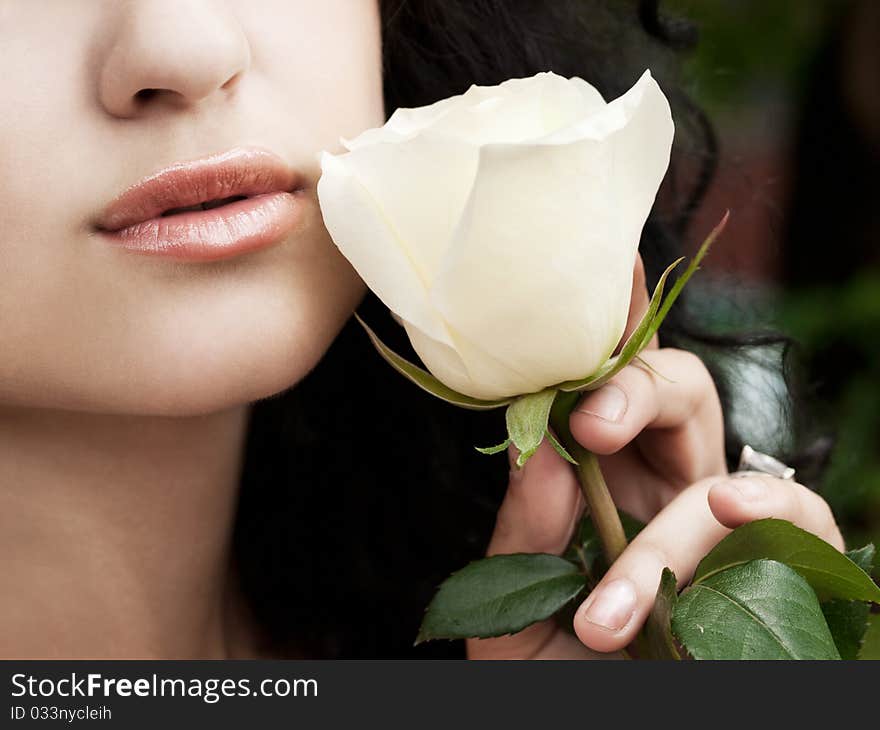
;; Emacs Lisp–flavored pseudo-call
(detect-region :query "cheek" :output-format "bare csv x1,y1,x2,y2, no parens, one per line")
130,222,368,417
240,0,386,150
0,197,367,416
0,261,367,418
0,0,381,416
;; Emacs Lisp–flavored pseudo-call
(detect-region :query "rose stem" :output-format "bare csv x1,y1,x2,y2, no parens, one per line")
548,391,627,564
550,390,671,660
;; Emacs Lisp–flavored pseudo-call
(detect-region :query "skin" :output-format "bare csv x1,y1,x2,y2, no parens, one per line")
0,1,842,659
0,0,381,658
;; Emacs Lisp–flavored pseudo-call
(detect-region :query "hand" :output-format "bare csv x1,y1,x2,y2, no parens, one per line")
468,461,844,659
571,253,727,523
466,256,844,659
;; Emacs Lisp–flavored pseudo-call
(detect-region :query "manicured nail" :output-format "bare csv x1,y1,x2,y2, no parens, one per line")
728,477,767,501
581,578,637,632
576,384,628,423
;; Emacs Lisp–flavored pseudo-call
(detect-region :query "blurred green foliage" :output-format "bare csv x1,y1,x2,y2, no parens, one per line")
777,275,880,553
668,0,843,115
667,0,880,553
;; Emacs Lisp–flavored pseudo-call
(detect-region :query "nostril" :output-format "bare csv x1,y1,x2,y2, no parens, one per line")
135,88,160,102
221,72,242,91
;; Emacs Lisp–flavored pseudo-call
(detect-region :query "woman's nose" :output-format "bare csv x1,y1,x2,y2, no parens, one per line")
97,0,251,118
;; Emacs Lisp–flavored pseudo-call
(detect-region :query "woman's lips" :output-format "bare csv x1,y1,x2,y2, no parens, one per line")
100,192,302,262
93,146,305,262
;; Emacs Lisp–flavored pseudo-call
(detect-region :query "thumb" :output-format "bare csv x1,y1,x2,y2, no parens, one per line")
467,437,585,659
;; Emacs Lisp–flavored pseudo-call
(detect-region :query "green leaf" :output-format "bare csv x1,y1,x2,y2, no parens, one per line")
474,438,511,456
642,568,681,660
691,519,880,603
843,544,876,574
858,613,880,660
506,389,558,468
822,545,876,659
415,553,587,643
672,559,840,660
823,601,871,661
354,313,511,411
563,510,644,578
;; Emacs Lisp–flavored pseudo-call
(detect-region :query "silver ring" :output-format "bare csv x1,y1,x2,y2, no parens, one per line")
734,444,796,481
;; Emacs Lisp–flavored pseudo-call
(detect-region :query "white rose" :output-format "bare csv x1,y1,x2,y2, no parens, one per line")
317,69,674,401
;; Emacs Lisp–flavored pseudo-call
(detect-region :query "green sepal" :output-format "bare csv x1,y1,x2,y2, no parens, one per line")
555,254,682,393
642,209,729,348
506,389,558,468
474,438,511,456
556,211,729,394
354,313,511,411
633,355,675,383
544,428,578,465
475,391,577,466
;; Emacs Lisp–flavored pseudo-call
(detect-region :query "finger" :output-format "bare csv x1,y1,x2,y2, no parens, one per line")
569,348,725,483
468,438,585,659
708,474,846,551
468,623,618,660
616,253,658,355
570,474,843,653
486,438,584,556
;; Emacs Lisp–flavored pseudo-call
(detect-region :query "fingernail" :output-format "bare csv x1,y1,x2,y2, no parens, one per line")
576,384,628,423
728,477,767,501
581,578,637,632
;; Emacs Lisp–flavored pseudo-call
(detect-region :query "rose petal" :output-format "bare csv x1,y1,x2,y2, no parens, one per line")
329,133,480,287
424,72,592,144
430,73,673,392
320,69,675,400
317,151,451,345
403,319,543,400
342,94,463,150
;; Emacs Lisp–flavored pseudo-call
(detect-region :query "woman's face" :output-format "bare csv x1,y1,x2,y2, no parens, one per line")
0,1,384,415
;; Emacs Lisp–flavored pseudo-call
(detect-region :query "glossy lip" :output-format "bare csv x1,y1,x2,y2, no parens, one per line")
93,146,306,262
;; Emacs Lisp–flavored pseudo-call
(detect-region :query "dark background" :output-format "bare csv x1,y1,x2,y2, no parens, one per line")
667,0,879,553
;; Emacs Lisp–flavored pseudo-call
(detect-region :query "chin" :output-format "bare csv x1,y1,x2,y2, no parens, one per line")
5,304,351,418
1,246,367,418
127,316,350,417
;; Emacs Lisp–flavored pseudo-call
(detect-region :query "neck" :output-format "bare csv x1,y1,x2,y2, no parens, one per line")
0,403,257,658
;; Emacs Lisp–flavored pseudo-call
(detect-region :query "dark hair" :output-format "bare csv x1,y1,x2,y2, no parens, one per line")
231,0,807,658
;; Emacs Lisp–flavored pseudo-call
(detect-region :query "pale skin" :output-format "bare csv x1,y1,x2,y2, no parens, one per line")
0,0,383,659
0,1,842,659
